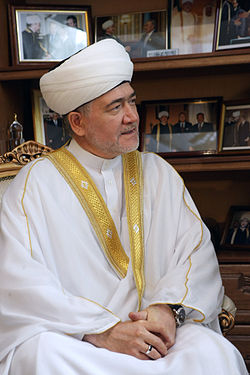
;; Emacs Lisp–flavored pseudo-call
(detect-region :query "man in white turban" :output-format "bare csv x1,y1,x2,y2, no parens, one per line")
100,18,131,52
22,14,48,60
0,39,248,375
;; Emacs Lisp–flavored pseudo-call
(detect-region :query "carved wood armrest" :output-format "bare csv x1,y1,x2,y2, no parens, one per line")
219,309,235,335
0,140,53,165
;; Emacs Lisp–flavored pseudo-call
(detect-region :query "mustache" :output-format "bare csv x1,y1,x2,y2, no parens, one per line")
120,124,138,134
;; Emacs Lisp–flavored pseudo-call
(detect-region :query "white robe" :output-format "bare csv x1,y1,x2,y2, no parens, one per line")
171,10,198,54
0,139,247,374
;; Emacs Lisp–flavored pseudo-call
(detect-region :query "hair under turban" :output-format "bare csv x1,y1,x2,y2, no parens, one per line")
40,39,133,115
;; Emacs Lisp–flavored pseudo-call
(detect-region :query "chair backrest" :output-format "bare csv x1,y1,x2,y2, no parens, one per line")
0,141,53,204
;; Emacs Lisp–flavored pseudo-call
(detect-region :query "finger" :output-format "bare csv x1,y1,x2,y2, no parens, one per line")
143,344,163,360
129,310,147,321
137,352,152,360
147,320,176,348
145,331,168,357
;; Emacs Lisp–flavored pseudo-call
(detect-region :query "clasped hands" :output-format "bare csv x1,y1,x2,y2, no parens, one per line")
84,304,176,360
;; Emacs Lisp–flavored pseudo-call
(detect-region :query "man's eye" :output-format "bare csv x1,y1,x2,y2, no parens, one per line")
111,104,121,111
129,98,136,105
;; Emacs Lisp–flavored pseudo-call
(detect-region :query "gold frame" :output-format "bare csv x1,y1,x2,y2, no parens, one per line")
215,0,250,51
8,5,92,66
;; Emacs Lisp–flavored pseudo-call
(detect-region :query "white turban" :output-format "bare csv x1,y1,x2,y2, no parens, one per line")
102,20,114,30
40,39,133,115
26,14,41,25
158,111,169,119
232,110,240,117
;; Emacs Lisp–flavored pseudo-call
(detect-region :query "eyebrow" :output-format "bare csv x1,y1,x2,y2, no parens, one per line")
105,91,136,109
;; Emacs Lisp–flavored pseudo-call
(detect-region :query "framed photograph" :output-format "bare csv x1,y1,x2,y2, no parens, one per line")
8,5,92,66
170,0,218,55
220,206,250,249
140,97,221,156
32,90,71,150
215,0,250,51
95,10,168,59
219,101,250,151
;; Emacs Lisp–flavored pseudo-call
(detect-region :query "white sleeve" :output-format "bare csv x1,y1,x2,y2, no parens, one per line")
142,154,224,325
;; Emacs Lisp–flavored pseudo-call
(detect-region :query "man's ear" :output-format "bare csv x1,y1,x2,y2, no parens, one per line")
68,111,86,137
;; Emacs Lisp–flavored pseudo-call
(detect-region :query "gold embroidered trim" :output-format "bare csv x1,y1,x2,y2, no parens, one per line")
47,148,129,278
123,151,145,310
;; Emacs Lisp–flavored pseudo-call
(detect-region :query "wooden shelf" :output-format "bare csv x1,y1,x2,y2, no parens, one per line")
134,49,250,73
167,154,250,173
217,250,250,264
0,68,49,81
1,49,250,81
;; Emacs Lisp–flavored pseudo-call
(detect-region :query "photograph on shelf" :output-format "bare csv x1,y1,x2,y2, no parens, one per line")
140,97,221,155
95,9,170,59
220,206,250,249
8,5,92,65
32,90,70,150
169,0,217,55
215,0,250,50
219,101,250,151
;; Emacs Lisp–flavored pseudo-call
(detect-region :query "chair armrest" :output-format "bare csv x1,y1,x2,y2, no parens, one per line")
219,295,237,335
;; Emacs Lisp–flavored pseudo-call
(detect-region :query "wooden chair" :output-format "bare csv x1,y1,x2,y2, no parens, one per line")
0,140,53,204
0,140,236,335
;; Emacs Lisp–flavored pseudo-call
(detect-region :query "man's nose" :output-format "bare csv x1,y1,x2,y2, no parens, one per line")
123,104,138,123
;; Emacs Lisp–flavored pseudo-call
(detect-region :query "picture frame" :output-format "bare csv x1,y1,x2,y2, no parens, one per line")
214,0,250,51
140,97,221,156
169,0,218,55
95,9,169,59
220,206,250,249
32,89,71,150
8,5,92,66
219,100,250,152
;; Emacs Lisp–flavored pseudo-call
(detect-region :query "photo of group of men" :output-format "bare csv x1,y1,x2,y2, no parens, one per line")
142,101,218,153
17,11,89,61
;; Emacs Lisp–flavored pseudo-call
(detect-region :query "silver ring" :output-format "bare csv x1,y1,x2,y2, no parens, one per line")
145,344,153,355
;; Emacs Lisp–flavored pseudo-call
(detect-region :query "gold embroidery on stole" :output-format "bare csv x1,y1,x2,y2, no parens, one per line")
47,148,128,278
123,151,145,310
47,148,145,308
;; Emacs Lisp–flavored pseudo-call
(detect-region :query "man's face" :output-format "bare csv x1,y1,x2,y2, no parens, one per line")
144,21,154,34
240,219,248,228
77,82,139,159
197,114,204,123
30,22,40,33
183,2,193,12
67,18,76,28
179,113,186,122
160,115,169,125
106,25,115,35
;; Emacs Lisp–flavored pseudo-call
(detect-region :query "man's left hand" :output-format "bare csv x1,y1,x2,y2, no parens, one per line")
129,304,176,352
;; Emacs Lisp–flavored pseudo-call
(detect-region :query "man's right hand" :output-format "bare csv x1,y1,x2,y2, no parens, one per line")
83,318,168,360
